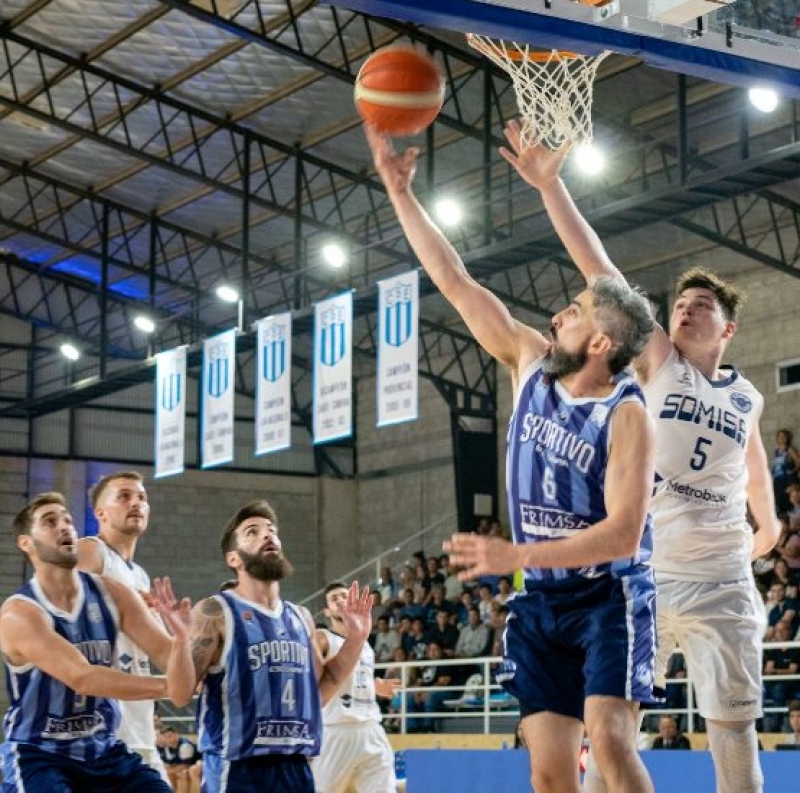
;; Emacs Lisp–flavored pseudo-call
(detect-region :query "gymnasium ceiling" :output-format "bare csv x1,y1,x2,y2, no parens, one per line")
0,0,799,432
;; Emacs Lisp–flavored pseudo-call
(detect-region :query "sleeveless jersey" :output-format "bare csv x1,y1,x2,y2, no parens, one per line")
644,346,763,580
506,359,653,585
2,573,121,761
196,592,321,761
320,628,381,726
91,537,156,751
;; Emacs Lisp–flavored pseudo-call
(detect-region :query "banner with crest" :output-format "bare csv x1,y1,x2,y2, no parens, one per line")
154,346,187,478
201,328,236,468
377,271,419,427
255,313,292,455
313,291,353,444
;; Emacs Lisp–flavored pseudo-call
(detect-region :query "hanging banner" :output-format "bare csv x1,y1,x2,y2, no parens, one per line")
377,271,419,427
313,291,353,444
154,346,187,479
201,328,236,468
255,313,292,455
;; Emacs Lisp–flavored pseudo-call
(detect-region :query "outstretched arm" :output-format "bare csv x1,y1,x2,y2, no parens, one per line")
500,120,671,380
445,401,655,577
307,582,373,705
365,124,547,373
0,599,166,700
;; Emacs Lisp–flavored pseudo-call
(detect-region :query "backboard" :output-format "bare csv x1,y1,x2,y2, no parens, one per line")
330,0,800,98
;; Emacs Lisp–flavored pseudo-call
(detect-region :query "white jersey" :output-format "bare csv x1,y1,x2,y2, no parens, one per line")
321,628,381,725
91,537,157,751
644,347,763,580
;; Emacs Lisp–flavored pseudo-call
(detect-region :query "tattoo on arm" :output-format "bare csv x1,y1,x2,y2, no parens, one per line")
190,598,224,680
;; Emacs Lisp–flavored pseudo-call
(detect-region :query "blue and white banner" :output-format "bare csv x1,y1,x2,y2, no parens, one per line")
313,291,353,444
201,328,236,468
377,270,419,427
154,346,187,478
255,313,292,455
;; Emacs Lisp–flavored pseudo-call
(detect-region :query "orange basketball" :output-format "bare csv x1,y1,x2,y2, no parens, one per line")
354,45,444,136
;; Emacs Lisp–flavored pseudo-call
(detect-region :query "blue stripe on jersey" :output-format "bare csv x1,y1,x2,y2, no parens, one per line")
507,362,653,584
197,593,322,761
2,573,120,763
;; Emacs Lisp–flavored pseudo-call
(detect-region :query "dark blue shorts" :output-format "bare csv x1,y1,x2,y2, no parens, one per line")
498,571,658,721
202,752,314,793
1,741,171,793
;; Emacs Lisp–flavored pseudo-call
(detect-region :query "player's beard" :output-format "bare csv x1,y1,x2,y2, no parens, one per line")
236,548,294,582
543,337,590,378
33,539,78,569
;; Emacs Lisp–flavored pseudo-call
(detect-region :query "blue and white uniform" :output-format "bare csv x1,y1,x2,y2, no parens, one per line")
645,348,766,721
0,572,169,792
499,359,657,720
197,591,321,793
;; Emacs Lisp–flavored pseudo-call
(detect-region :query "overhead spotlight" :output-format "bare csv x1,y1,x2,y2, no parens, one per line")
134,315,156,334
216,284,240,303
573,142,605,176
434,198,462,227
748,87,778,113
60,343,80,361
322,242,347,269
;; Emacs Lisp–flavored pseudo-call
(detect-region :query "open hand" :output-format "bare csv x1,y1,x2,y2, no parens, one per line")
364,123,419,195
375,677,401,699
444,533,521,581
338,580,373,642
499,119,571,190
151,577,193,642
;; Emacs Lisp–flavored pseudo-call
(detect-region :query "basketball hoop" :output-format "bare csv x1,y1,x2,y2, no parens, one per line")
467,33,609,150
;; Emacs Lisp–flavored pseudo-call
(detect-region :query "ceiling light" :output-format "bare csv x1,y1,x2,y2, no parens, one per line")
134,315,156,333
573,142,605,176
434,198,462,227
60,343,80,361
748,87,778,113
322,242,347,269
216,284,240,303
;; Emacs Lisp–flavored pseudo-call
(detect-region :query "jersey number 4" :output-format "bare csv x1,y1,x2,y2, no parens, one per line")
282,679,296,713
690,436,712,471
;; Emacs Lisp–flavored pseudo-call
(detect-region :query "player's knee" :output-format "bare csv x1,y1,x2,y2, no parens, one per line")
586,725,632,766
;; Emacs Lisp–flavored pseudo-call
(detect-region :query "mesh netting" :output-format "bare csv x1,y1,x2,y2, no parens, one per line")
468,34,609,150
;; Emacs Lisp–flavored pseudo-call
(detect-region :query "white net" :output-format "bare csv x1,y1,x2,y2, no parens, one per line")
468,33,609,150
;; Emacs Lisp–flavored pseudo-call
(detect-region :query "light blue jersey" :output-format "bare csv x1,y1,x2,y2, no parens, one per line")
506,360,653,585
1,573,120,763
197,592,321,762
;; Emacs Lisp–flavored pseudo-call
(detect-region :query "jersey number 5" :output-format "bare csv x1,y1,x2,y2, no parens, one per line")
690,437,712,471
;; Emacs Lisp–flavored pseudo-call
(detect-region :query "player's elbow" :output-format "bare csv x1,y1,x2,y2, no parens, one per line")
69,667,98,697
612,518,647,559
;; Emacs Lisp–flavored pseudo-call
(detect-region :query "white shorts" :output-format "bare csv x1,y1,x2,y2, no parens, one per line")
312,721,395,793
654,576,766,721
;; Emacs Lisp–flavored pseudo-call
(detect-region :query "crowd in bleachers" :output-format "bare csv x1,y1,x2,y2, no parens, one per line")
364,426,800,741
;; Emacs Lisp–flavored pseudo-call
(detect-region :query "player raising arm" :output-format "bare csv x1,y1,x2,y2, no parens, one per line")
367,123,658,793
501,119,779,793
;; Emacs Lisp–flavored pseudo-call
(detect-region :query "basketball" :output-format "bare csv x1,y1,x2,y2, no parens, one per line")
354,45,444,136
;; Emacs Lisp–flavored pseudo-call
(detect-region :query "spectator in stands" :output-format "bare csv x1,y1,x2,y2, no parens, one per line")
777,494,800,581
424,586,454,627
399,588,425,622
489,603,509,657
422,556,445,594
772,430,799,515
425,608,459,658
370,590,386,626
475,518,491,536
651,715,691,750
376,565,398,604
406,641,453,733
158,726,200,790
770,557,798,598
372,615,401,665
455,607,492,660
778,700,800,746
494,576,513,606
664,652,688,713
403,617,428,660
763,621,800,730
455,590,475,627
443,559,464,602
765,582,799,640
476,583,495,623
